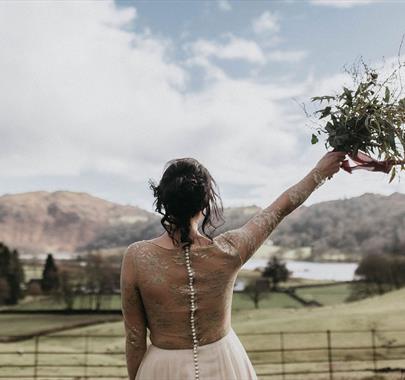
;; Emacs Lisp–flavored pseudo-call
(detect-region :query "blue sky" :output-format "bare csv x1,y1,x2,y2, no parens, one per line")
0,0,404,212
119,0,405,80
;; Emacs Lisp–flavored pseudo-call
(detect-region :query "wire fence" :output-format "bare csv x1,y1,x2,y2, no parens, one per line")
1,329,404,380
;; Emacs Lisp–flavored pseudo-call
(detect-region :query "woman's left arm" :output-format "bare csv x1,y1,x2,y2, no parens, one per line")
120,243,147,380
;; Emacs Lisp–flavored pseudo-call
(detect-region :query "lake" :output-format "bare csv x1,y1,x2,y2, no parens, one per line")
242,259,358,281
22,252,359,281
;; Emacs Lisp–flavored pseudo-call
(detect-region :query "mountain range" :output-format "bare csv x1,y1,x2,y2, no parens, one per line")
0,190,404,260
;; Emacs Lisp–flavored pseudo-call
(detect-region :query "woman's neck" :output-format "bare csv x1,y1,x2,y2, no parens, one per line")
162,229,211,248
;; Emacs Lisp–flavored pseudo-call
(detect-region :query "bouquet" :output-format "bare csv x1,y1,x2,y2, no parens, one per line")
308,52,405,183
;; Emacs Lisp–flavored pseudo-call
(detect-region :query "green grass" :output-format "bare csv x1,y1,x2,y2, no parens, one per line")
0,313,120,337
1,288,404,379
1,294,122,311
232,287,405,333
232,292,303,309
5,291,305,312
295,283,351,305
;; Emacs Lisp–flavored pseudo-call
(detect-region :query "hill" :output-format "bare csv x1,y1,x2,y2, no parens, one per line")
0,190,404,260
232,286,405,334
0,191,155,254
270,192,405,260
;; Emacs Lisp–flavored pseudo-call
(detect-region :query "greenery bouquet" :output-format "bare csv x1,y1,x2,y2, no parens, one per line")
308,53,405,182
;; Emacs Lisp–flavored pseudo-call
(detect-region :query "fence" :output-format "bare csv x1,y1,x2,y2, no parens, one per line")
1,329,404,379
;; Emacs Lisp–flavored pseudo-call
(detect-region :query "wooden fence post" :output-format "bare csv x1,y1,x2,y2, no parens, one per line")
84,333,89,378
280,332,286,380
371,329,377,372
327,330,333,380
33,335,39,380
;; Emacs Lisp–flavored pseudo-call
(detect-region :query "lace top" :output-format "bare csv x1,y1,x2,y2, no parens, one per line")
120,167,327,379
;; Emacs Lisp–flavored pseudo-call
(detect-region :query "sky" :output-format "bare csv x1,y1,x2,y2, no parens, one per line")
0,0,404,212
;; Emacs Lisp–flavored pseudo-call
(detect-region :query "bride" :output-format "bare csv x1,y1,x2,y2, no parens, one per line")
120,150,346,380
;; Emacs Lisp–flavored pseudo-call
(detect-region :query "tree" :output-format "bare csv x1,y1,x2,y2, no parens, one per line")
60,270,75,310
0,243,24,305
262,256,290,290
0,277,10,304
8,249,25,304
347,253,405,301
241,278,270,309
41,254,60,293
84,251,118,310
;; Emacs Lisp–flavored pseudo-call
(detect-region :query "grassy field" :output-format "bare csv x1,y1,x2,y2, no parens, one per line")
1,292,304,312
0,294,120,311
4,270,354,312
295,283,352,305
1,288,404,379
0,313,121,337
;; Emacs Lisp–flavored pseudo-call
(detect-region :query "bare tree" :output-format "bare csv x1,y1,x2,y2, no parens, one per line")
240,277,270,309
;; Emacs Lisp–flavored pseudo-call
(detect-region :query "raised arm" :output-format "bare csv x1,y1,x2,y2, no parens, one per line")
220,151,346,266
120,243,147,380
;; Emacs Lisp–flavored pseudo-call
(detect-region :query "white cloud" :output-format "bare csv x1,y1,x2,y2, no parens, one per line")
0,1,308,209
267,49,308,63
185,35,307,66
0,1,403,211
183,55,227,81
186,35,267,64
252,11,280,34
217,0,232,11
310,0,380,8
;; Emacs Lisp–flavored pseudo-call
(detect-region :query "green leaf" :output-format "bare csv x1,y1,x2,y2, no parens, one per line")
317,106,332,119
388,166,396,184
343,87,353,104
364,115,371,129
311,95,335,103
388,131,397,152
311,133,319,144
384,87,390,103
325,122,334,132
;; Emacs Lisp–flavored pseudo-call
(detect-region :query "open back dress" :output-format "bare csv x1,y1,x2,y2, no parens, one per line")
120,167,326,380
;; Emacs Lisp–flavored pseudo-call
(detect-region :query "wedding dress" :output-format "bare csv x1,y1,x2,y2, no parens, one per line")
120,167,326,380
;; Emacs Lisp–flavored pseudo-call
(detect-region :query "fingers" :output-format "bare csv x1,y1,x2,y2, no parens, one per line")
331,151,347,159
331,148,348,154
326,151,347,161
331,151,347,163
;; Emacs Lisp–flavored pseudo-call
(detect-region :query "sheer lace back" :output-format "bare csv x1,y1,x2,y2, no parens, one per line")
131,235,241,348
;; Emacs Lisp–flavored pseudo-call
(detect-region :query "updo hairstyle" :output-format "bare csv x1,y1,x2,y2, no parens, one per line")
148,157,225,250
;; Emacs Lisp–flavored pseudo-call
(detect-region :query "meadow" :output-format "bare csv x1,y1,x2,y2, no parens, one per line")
1,288,404,380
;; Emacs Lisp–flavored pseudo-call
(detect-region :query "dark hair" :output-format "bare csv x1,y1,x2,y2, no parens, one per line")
148,157,225,250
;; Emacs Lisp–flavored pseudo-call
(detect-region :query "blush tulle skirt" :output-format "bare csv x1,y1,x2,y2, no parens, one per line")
135,327,258,380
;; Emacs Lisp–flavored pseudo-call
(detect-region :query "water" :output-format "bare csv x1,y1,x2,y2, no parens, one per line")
242,259,358,281
22,253,358,281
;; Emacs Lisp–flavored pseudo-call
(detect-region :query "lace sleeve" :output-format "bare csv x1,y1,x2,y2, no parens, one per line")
120,243,147,380
221,167,327,266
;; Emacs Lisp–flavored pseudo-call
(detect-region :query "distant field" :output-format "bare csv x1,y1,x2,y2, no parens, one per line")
232,287,405,333
8,266,354,312
295,283,351,305
1,288,404,379
1,294,121,311
4,292,304,311
22,263,43,283
0,313,120,337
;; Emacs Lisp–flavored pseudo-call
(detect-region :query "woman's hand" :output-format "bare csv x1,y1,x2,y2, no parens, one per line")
314,150,347,179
